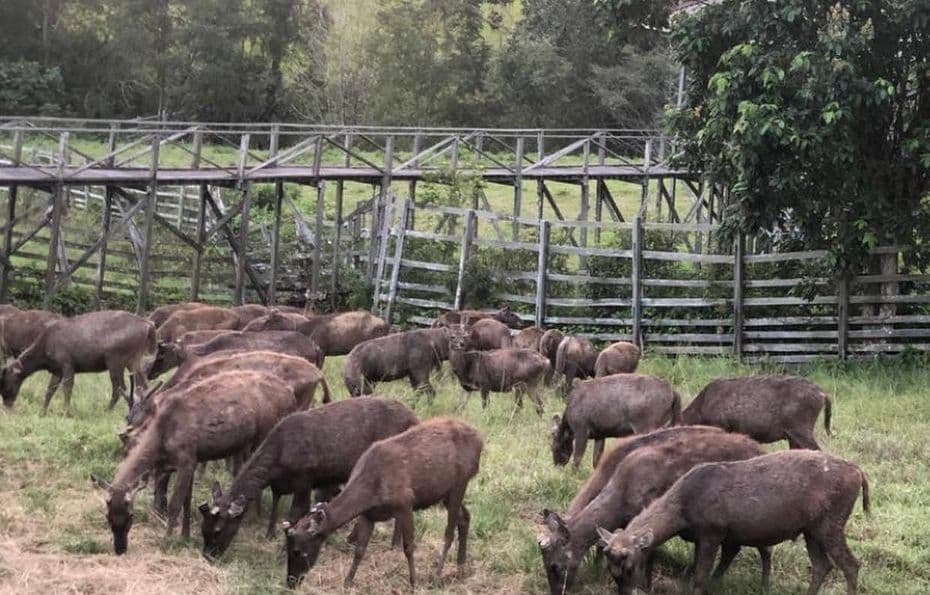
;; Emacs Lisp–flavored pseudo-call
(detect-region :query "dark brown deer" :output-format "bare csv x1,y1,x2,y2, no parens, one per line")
283,417,483,588
185,330,324,368
148,302,205,328
555,335,598,394
301,311,388,355
232,303,271,328
146,329,237,379
538,329,565,385
599,450,869,595
156,306,241,344
431,304,522,328
551,374,682,469
0,309,60,359
242,310,313,333
1,310,154,414
167,350,330,408
539,428,766,595
468,318,513,350
445,323,549,414
342,328,449,400
92,371,297,552
200,397,419,559
513,326,546,350
682,375,832,449
595,341,640,376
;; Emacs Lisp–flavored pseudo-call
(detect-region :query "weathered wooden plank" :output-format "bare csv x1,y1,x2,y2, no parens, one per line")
404,229,460,243
384,200,412,324
645,318,733,327
397,281,448,295
743,296,837,306
544,316,633,326
397,259,455,274
744,316,838,326
853,273,930,284
136,135,160,314
849,342,930,353
631,216,643,346
733,232,745,358
848,328,930,339
473,237,538,251
549,244,634,258
743,250,827,263
395,296,453,310
644,278,731,288
641,298,728,307
641,250,732,264
535,220,550,327
742,354,831,364
546,297,633,308
743,343,838,353
453,210,476,310
641,221,719,232
849,294,930,305
745,277,830,288
645,333,734,343
849,315,930,325
649,345,730,355
744,330,839,340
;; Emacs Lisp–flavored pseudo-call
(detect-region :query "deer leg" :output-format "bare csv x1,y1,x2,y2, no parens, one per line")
60,367,76,416
266,490,281,539
690,537,723,595
816,526,860,595
456,504,471,566
438,488,465,575
712,542,741,579
803,534,832,595
181,472,193,539
166,462,195,536
343,516,374,588
592,439,605,469
787,429,821,450
396,508,417,587
107,366,125,410
758,546,772,591
480,389,489,409
152,469,169,517
571,428,589,470
40,373,62,415
289,490,311,520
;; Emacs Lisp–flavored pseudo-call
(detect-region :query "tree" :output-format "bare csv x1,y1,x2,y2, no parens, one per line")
0,61,64,115
663,0,930,272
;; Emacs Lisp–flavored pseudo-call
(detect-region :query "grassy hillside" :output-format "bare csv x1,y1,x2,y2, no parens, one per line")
0,355,927,593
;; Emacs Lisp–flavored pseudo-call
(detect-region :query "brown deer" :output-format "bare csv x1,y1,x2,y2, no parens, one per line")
283,418,483,588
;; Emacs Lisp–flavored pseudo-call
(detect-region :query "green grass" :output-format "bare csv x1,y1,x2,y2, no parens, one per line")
1,354,928,593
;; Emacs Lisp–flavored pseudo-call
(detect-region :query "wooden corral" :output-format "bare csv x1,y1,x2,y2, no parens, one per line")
1,117,925,363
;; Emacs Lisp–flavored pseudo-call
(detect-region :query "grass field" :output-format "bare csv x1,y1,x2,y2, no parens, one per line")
1,353,928,594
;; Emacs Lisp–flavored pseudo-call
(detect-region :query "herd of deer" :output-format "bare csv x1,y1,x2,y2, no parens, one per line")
0,301,868,594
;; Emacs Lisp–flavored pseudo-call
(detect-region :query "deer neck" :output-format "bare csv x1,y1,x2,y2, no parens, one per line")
113,424,161,490
625,491,685,550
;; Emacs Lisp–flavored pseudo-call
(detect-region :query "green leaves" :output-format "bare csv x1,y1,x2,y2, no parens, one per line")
664,0,930,274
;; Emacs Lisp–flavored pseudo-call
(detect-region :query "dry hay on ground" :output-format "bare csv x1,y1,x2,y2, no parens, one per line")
0,538,228,595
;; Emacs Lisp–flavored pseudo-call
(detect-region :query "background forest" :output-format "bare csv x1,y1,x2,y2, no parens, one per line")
0,0,675,128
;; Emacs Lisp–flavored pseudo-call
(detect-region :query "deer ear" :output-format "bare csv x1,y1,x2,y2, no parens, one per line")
282,520,294,537
90,474,111,491
198,502,212,517
551,414,561,426
634,529,653,550
228,495,246,518
596,527,614,549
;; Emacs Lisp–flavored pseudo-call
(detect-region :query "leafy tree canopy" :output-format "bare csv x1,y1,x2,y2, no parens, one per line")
662,0,930,271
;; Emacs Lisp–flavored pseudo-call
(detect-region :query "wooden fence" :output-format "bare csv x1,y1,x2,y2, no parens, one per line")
368,200,930,363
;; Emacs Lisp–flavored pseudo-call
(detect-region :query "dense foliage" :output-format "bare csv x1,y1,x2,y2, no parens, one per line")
662,0,930,270
0,0,674,129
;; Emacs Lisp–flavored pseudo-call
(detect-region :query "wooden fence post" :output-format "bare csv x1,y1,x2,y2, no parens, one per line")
453,210,477,310
235,183,252,305
191,185,207,301
838,274,850,361
94,124,117,309
536,131,545,220
268,129,281,305
513,136,524,240
43,132,69,310
136,135,160,315
311,181,325,295
371,197,396,311
369,136,394,277
733,231,745,359
631,215,643,349
384,199,412,326
0,129,23,302
535,220,551,327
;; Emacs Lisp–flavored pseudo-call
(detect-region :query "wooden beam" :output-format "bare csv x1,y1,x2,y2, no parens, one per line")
268,180,283,304
190,184,207,301
311,182,324,295
535,220,550,327
235,183,252,305
837,274,849,361
513,136,523,240
43,133,69,309
453,210,477,310
384,199,412,325
0,129,22,301
631,216,643,349
136,136,160,315
733,231,745,359
204,189,267,304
